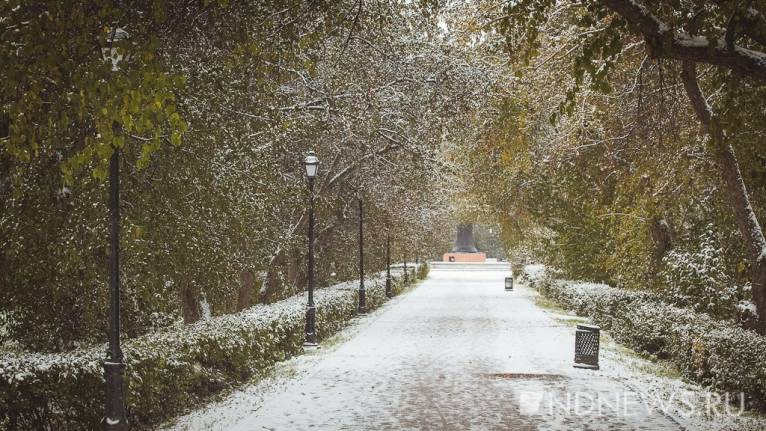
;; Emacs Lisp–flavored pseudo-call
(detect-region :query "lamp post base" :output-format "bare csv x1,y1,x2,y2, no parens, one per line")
357,288,367,315
385,276,392,298
101,360,129,431
303,341,319,350
305,305,318,346
100,417,129,431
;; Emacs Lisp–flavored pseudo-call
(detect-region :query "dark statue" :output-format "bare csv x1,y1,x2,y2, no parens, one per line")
452,223,479,253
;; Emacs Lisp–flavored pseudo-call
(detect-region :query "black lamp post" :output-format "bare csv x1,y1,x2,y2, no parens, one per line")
357,196,367,314
304,151,319,347
385,234,392,298
415,242,420,266
100,27,129,431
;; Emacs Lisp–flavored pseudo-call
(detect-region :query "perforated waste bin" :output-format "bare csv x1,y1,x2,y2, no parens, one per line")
574,324,600,370
504,276,514,291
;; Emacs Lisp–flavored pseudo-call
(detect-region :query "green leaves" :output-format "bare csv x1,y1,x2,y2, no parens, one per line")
498,0,555,67
1,1,193,184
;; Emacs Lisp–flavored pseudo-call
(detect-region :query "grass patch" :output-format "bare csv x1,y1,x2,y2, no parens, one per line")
531,292,588,327
528,281,684,380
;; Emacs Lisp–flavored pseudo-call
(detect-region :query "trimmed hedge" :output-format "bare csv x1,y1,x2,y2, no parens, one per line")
0,265,422,430
416,261,430,280
520,265,766,409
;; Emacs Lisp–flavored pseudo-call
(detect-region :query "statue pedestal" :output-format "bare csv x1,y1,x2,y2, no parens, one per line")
442,252,486,263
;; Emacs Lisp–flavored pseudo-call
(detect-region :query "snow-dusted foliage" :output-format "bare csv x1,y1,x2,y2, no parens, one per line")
517,264,546,285
663,228,751,320
522,266,766,409
0,267,420,429
0,0,472,351
451,0,766,327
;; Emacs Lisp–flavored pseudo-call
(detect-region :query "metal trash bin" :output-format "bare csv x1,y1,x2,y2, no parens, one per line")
573,324,600,370
504,276,513,291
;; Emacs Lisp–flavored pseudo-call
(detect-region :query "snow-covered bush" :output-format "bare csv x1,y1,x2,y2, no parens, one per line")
417,262,430,280
0,269,418,429
517,264,548,288
533,275,766,408
0,312,12,347
662,229,748,319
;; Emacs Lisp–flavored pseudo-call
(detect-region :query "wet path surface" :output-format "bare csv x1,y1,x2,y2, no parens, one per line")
169,267,680,430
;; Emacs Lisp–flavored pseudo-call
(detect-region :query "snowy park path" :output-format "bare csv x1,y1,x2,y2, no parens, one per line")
166,267,682,430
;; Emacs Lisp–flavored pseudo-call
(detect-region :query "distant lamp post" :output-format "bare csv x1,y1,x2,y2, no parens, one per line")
304,151,319,347
403,254,409,283
415,242,420,266
357,196,367,314
100,27,129,431
385,234,392,298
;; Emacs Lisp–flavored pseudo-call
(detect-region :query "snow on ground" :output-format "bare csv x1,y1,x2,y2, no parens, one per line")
163,266,764,430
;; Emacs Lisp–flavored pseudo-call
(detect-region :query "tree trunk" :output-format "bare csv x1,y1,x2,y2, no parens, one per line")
648,216,674,288
260,247,287,304
260,270,277,304
237,270,255,311
0,249,6,302
755,259,766,330
680,61,766,331
649,217,673,262
287,248,302,293
181,286,201,324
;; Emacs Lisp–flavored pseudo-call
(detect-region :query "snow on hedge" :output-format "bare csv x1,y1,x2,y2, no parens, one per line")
0,266,422,430
518,264,766,410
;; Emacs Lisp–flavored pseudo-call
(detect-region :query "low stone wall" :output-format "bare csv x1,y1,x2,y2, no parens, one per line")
441,252,487,262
